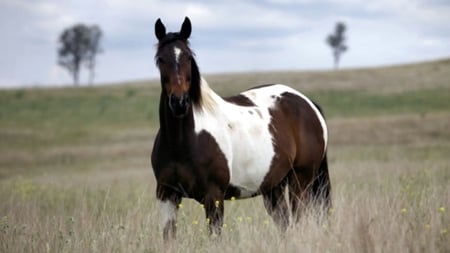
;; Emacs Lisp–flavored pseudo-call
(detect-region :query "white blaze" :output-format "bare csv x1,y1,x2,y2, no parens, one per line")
174,47,182,63
174,47,182,85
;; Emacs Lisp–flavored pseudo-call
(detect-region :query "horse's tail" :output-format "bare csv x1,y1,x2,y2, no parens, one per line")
312,152,331,210
311,102,331,210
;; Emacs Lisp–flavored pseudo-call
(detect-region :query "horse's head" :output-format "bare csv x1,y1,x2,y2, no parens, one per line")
154,17,200,118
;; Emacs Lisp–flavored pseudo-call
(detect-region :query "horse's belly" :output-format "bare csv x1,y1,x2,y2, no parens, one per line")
228,124,275,198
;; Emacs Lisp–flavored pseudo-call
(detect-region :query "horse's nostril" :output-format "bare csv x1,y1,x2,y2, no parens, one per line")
169,93,189,117
184,94,190,104
169,94,176,106
171,94,190,106
180,94,189,107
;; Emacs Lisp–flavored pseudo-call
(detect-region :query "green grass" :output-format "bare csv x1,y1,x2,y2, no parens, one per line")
1,59,449,252
1,79,447,139
309,88,450,118
0,86,160,129
3,83,448,179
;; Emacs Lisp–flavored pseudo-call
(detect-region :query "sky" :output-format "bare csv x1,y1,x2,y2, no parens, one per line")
1,0,449,88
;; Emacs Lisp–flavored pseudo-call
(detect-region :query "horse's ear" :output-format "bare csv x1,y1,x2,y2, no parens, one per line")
180,17,191,40
155,18,166,41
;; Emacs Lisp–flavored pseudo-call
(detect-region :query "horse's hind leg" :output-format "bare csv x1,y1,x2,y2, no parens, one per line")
262,183,289,231
288,167,315,223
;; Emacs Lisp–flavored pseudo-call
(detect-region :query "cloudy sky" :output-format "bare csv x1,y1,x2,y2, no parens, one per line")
1,0,449,88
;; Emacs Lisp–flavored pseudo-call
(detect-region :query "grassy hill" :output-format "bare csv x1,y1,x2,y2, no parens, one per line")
1,59,449,252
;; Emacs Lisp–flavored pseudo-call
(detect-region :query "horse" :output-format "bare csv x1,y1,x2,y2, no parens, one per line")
151,17,331,241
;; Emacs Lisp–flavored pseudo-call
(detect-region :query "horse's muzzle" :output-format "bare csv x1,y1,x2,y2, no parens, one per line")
169,93,190,117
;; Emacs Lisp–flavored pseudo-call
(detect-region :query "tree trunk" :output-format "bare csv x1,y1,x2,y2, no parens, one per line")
88,61,95,86
73,66,79,86
73,56,81,86
333,51,340,70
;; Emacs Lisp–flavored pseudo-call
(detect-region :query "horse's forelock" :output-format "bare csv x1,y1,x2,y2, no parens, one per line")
155,34,194,64
157,33,190,50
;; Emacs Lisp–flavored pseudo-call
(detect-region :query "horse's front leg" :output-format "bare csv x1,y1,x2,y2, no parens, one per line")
262,183,289,232
202,186,225,236
156,184,182,241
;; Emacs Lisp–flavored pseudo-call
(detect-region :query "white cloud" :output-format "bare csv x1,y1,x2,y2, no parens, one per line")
0,0,449,87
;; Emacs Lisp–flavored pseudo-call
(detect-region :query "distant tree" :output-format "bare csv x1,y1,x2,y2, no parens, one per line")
326,22,348,70
58,24,103,86
86,25,103,85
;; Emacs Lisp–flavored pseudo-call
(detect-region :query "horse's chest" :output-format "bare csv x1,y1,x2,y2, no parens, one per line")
194,106,275,197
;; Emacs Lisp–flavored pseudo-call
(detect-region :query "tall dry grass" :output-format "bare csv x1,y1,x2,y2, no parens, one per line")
0,164,448,252
1,113,448,252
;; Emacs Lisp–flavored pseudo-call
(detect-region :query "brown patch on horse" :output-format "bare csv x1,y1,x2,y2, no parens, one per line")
224,94,255,106
258,91,326,191
278,92,325,166
153,129,231,198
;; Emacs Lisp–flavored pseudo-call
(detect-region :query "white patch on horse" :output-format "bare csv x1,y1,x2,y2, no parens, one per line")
158,200,177,228
243,84,328,155
193,79,275,198
173,47,182,85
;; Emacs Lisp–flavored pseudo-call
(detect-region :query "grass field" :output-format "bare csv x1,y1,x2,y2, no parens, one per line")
1,59,449,252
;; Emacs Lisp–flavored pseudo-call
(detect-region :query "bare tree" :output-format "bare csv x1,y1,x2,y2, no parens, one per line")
58,24,103,86
326,22,348,70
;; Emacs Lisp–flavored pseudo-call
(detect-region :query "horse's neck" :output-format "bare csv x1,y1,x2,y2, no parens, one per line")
194,78,225,114
159,95,195,149
158,78,227,148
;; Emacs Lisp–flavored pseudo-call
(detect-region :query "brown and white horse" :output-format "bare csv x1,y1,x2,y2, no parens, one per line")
151,17,331,241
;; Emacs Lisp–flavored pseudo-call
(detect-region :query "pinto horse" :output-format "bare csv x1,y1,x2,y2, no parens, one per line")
151,17,331,241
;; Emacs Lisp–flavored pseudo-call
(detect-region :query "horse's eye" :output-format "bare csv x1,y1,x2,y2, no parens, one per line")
156,56,165,65
161,75,168,84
